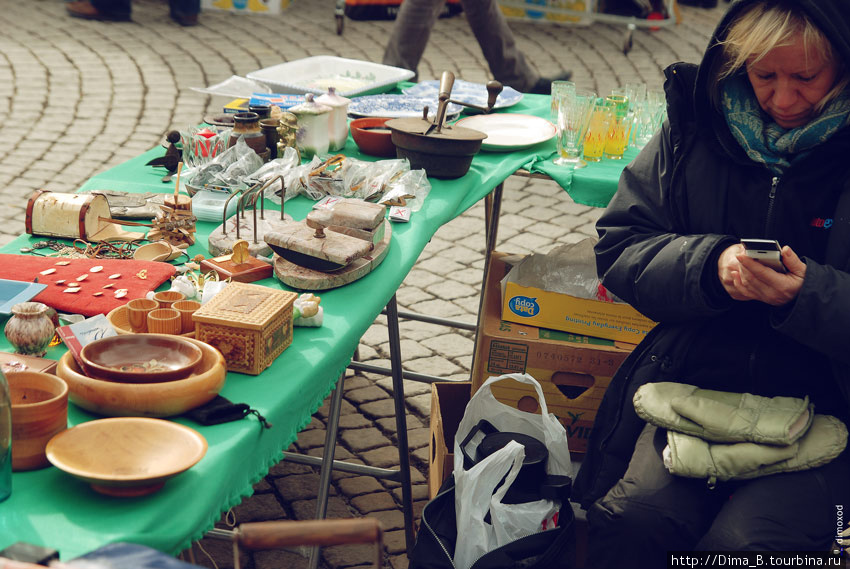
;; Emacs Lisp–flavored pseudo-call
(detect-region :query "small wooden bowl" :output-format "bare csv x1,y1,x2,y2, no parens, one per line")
7,371,69,471
56,337,225,417
45,417,207,497
350,117,396,158
80,334,203,383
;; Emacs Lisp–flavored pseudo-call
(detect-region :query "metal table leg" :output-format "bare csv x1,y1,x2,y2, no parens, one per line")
385,294,415,556
309,371,346,569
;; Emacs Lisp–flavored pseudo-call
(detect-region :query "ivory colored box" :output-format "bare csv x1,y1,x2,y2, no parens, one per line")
500,262,656,344
473,253,635,453
192,282,297,375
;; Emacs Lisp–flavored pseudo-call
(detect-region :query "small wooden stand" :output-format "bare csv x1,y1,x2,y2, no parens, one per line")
200,240,273,283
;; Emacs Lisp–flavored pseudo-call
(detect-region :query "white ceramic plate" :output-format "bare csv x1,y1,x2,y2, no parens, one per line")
456,114,556,151
403,79,523,110
348,94,462,120
246,56,415,98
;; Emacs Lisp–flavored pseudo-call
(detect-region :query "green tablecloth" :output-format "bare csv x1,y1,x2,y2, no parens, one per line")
0,113,557,560
0,93,632,558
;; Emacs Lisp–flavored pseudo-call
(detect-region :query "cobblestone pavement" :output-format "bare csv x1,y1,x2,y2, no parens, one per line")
1,1,727,567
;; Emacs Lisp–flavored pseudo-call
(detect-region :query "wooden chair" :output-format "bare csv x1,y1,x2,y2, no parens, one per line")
231,518,383,569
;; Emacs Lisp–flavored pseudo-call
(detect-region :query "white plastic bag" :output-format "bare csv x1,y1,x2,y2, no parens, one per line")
453,373,573,477
454,440,525,569
451,373,574,569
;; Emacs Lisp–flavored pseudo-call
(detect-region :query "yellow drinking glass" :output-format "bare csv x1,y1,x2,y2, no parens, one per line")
604,94,631,159
583,99,611,162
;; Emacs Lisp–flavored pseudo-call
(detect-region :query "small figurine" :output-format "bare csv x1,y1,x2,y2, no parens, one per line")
276,111,300,161
146,130,182,177
293,293,323,327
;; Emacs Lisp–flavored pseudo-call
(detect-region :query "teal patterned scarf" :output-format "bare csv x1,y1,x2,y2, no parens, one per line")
722,74,850,175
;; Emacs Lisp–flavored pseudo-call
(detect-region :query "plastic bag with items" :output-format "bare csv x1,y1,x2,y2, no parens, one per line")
278,154,431,210
452,373,573,569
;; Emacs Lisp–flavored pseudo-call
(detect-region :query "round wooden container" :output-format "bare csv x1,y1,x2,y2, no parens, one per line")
7,371,69,471
55,337,225,417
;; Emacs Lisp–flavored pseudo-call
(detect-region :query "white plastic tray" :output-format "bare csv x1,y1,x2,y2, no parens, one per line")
246,56,415,98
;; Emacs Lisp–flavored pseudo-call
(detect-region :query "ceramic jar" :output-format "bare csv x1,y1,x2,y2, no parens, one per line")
4,302,56,357
289,94,332,158
316,87,351,152
228,111,269,159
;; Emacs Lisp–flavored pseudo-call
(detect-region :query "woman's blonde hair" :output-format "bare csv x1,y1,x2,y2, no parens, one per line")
715,1,848,112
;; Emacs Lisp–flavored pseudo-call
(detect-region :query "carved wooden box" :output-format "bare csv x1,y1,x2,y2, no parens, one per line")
192,282,297,375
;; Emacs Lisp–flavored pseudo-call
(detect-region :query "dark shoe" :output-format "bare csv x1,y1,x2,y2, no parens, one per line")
528,71,573,95
171,11,199,26
66,0,131,21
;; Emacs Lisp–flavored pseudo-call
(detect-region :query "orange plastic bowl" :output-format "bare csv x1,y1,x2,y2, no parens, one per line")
350,117,396,158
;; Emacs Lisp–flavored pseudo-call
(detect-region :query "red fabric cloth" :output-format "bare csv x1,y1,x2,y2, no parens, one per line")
0,254,176,316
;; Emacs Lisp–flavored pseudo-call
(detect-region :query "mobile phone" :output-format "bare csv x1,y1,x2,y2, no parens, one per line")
741,238,786,272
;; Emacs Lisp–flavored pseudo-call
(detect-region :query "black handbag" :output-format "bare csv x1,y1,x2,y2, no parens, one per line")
409,475,576,569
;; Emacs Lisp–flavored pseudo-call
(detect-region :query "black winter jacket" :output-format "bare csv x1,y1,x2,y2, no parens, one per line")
573,0,850,509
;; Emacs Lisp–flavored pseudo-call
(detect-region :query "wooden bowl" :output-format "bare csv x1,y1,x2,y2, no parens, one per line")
45,417,207,497
80,334,203,383
56,337,225,417
7,371,68,471
350,117,396,158
107,305,195,338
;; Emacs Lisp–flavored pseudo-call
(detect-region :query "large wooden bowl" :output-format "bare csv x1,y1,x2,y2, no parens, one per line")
45,417,207,497
56,337,226,417
80,334,203,383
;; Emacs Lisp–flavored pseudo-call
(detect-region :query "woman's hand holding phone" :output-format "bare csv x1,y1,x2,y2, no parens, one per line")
717,241,806,306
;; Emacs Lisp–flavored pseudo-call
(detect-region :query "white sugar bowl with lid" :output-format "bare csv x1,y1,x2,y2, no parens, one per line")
317,87,351,152
289,93,332,158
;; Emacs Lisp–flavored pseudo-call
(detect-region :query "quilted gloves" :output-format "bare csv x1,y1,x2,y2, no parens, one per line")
634,382,847,486
633,382,813,445
663,415,847,486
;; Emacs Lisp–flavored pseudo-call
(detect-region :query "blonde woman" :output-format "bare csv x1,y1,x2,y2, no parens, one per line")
573,0,850,566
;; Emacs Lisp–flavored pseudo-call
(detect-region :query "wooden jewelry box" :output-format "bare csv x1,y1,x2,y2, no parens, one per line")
192,282,297,375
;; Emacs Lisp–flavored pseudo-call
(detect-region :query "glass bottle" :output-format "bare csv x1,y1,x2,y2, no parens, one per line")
0,369,11,502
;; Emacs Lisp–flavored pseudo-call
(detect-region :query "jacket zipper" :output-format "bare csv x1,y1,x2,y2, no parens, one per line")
421,490,457,568
766,176,780,235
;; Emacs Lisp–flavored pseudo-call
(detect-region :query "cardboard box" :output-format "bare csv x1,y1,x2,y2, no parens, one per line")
428,382,471,499
192,282,297,375
474,253,636,453
501,259,656,344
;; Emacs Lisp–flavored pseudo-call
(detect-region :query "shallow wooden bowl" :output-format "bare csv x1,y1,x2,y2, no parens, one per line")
80,334,203,383
45,417,207,497
56,337,226,417
107,305,195,338
7,371,69,471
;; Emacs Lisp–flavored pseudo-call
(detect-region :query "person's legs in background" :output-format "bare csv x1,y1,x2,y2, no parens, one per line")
382,0,569,93
67,0,198,25
382,0,444,81
67,0,132,21
170,0,201,26
459,0,554,93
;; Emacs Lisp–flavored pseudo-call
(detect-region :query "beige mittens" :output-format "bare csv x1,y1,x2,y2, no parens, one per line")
634,382,847,486
633,382,813,445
